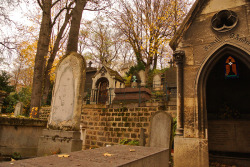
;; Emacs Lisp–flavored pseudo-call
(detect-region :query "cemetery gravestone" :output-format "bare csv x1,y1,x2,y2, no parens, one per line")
138,70,146,87
149,111,172,148
153,74,161,90
14,102,23,116
37,52,86,156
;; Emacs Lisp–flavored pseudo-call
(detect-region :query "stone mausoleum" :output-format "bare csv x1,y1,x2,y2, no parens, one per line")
90,65,125,104
170,0,250,166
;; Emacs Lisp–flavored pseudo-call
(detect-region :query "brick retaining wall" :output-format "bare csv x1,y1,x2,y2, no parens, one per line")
39,105,162,149
81,106,159,149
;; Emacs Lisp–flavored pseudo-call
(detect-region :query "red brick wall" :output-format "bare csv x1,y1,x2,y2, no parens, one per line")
81,106,159,149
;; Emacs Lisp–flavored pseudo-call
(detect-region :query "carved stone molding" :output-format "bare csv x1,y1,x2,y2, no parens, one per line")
211,10,238,32
173,50,185,64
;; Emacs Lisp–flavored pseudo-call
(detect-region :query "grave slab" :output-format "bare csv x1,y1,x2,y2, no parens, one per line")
1,145,169,167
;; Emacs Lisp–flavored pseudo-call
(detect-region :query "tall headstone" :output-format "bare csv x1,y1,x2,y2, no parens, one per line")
14,102,23,116
153,74,161,90
37,52,86,156
149,111,172,148
138,70,146,87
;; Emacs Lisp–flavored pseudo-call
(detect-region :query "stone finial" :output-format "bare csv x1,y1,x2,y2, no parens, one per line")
173,50,185,64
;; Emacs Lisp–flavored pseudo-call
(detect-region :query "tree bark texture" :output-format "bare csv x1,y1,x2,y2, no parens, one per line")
42,11,72,105
30,0,52,118
66,0,87,54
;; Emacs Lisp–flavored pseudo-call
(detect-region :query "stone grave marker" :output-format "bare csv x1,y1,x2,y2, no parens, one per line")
149,111,172,148
138,70,146,87
153,74,161,90
14,102,23,116
37,52,86,156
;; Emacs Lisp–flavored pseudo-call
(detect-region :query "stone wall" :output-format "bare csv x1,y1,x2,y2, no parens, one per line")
81,105,159,149
0,117,47,157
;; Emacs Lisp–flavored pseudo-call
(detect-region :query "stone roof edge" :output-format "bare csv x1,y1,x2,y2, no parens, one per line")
169,0,206,50
93,65,125,83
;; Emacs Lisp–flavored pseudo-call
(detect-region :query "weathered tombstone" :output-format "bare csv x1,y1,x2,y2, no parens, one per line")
149,111,172,148
14,102,23,116
37,52,86,156
138,70,146,87
153,74,161,90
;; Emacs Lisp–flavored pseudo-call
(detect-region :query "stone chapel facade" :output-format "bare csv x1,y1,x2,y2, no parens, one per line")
170,0,250,166
91,65,125,105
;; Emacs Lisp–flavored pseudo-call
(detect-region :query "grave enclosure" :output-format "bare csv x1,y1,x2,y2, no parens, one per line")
4,1,250,167
35,50,173,166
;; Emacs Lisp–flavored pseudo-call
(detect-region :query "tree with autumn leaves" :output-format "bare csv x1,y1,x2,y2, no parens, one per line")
8,0,190,117
29,0,111,118
109,0,189,81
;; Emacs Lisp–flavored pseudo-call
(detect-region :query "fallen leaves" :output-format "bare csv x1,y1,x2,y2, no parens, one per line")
129,149,135,152
103,153,113,157
58,154,70,158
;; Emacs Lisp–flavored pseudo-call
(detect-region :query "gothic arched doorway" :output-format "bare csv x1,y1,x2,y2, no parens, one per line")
198,45,250,166
96,77,109,104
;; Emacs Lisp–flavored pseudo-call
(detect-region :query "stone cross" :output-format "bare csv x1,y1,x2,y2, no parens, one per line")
88,61,92,68
168,59,174,68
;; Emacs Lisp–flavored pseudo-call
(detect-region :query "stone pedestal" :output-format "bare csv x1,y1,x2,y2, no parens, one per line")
131,82,138,88
174,136,209,167
37,129,82,156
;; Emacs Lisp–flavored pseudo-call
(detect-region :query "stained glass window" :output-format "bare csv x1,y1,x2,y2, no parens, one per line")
225,56,238,79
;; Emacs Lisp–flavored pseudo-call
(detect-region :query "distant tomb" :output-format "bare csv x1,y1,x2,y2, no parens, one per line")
90,65,125,105
153,74,162,90
14,102,23,116
138,70,146,87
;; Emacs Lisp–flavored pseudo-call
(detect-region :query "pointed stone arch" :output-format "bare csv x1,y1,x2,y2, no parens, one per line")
195,44,250,139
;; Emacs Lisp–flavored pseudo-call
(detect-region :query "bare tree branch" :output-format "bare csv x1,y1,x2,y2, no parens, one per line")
37,0,43,9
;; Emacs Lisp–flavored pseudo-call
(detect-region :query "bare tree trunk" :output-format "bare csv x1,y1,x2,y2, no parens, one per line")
30,0,52,118
153,53,157,69
42,11,72,105
144,56,153,86
66,0,87,53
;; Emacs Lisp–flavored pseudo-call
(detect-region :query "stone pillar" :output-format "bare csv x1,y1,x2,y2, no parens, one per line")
173,50,185,136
